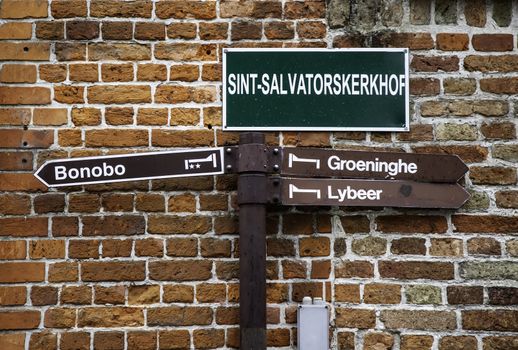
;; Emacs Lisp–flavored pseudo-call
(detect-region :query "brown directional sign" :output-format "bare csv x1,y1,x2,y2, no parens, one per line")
280,178,470,209
280,148,468,183
35,148,224,187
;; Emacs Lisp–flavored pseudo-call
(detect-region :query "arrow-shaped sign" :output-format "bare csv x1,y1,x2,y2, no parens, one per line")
281,148,468,183
35,148,224,187
281,178,470,209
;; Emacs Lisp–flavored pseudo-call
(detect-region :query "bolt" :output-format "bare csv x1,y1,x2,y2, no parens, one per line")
273,164,279,171
226,164,232,170
273,148,279,155
226,148,232,153
273,179,280,186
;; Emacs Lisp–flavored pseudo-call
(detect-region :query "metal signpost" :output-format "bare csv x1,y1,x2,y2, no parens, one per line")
34,148,224,187
223,48,409,131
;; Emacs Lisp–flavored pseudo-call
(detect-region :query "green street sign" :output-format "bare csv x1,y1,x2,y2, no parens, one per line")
223,48,409,132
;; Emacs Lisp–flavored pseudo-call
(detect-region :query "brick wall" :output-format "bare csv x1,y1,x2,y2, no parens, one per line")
0,0,517,349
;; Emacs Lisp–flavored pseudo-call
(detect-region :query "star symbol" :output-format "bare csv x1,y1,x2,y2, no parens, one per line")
189,164,194,169
196,163,201,169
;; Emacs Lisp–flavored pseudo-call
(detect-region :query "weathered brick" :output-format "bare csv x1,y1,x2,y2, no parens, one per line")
463,310,518,331
364,283,401,304
152,130,214,147
156,1,216,19
0,64,36,83
61,285,92,305
44,307,75,328
480,77,518,94
158,330,190,349
488,287,518,305
148,306,212,326
200,22,228,40
135,22,165,40
89,43,151,61
85,129,148,147
30,240,65,259
51,0,87,18
60,332,90,350
406,285,442,304
0,194,31,215
155,43,216,61
481,122,516,140
381,310,456,330
0,151,33,171
0,22,32,39
0,311,40,330
430,238,463,257
0,0,47,18
483,336,518,350
472,34,514,51
67,21,99,40
465,0,486,27
468,237,501,255
0,240,26,260
127,331,157,350
78,307,144,327
94,332,124,350
470,166,516,185
90,0,152,18
379,261,454,280
376,215,447,233
391,237,426,255
335,308,375,328
460,261,518,280
439,336,477,350
372,32,434,50
166,23,196,39
496,191,518,208
447,286,483,304
149,260,212,281
0,262,44,283
465,55,518,72
352,236,387,256
155,85,216,104
401,335,434,350
29,331,57,350
443,78,476,95
410,78,440,96
48,262,78,282
102,21,132,40
82,261,146,281
335,260,373,278
300,237,330,257
411,55,459,72
436,33,468,51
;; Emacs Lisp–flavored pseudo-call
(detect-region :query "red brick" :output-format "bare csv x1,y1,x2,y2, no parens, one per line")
0,0,47,18
148,306,212,326
78,307,144,327
82,261,145,282
51,0,87,18
379,261,454,280
480,77,518,94
0,286,26,306
90,0,152,18
463,310,518,331
0,22,32,39
336,308,375,328
149,260,212,281
472,34,513,51
0,43,49,61
376,215,447,233
60,332,90,350
156,1,216,19
436,33,469,50
0,311,40,330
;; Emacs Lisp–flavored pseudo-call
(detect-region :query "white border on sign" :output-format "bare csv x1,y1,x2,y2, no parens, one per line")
222,48,410,132
34,148,225,187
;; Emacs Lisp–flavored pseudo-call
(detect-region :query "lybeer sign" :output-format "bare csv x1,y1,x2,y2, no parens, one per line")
223,48,409,131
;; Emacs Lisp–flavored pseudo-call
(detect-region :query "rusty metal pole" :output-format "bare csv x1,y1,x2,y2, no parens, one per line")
238,132,267,349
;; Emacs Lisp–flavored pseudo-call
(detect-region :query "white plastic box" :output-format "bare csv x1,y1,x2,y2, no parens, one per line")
297,297,329,350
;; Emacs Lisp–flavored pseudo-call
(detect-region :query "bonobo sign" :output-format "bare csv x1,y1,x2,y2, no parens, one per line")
223,48,409,131
35,148,224,187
